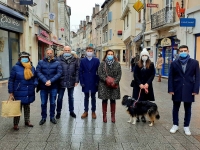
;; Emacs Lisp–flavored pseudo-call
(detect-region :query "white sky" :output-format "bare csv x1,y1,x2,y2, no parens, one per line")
67,0,104,32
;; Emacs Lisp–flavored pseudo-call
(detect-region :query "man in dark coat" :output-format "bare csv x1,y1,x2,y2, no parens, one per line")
79,46,100,119
36,48,62,125
56,46,79,119
168,45,199,136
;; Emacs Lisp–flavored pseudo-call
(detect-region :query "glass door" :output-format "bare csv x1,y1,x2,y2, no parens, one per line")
163,46,172,76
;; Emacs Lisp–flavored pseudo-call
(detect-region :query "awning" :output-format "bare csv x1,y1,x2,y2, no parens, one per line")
133,32,142,42
52,41,64,47
37,35,53,45
0,4,26,20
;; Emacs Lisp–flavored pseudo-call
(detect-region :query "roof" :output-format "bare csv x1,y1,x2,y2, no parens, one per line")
101,0,111,8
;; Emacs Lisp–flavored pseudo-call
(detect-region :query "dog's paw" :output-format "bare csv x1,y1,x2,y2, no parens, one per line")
149,123,153,127
127,120,131,123
132,122,136,125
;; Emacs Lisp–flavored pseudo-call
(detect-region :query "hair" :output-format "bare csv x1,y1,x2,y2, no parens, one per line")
102,49,118,61
86,46,94,51
179,45,188,50
63,46,71,51
138,58,151,69
159,53,162,57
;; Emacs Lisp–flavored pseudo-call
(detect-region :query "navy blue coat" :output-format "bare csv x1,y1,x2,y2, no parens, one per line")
79,57,100,93
57,54,79,88
8,62,37,104
36,58,62,90
168,58,199,102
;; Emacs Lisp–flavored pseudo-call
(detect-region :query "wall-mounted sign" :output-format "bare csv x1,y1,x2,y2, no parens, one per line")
180,18,196,27
0,13,23,33
147,3,158,8
161,38,171,47
40,30,49,38
49,13,56,22
60,28,64,31
176,2,185,18
133,0,144,13
19,0,33,5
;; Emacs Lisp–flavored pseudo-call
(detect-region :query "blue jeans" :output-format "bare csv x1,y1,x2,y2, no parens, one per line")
56,87,74,113
172,101,192,127
84,92,96,112
40,89,57,119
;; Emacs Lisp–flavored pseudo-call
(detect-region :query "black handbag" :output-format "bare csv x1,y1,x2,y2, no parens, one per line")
130,80,135,87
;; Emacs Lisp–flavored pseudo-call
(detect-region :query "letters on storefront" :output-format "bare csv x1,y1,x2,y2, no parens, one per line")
161,38,171,47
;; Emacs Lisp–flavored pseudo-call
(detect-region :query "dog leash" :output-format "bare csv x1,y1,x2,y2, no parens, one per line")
133,87,148,107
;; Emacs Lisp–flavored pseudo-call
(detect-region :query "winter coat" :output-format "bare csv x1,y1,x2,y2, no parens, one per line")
156,57,164,69
168,58,199,102
36,58,62,90
8,62,37,104
79,57,100,93
57,54,79,88
98,61,122,100
133,62,155,101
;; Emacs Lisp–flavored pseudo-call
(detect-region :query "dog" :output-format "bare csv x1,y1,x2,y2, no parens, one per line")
122,95,160,126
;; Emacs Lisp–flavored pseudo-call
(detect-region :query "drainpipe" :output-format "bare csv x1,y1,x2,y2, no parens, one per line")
142,0,146,49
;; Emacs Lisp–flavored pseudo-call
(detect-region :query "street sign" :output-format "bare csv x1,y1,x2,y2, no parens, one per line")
19,0,33,5
147,3,158,8
180,18,196,27
49,13,56,22
133,0,144,13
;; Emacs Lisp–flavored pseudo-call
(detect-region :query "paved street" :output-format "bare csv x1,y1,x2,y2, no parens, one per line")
0,66,200,150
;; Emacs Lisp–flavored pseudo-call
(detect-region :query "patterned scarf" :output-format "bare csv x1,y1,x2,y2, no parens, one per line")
105,58,115,66
63,54,73,64
21,62,33,80
178,54,190,65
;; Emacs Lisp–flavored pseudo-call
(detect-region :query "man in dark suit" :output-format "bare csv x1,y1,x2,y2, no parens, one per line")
79,46,100,119
168,45,199,135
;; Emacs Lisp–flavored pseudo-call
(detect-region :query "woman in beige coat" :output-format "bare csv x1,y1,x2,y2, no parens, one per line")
156,53,164,82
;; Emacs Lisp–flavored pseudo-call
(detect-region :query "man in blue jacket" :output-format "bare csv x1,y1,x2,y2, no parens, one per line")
79,46,100,119
168,45,199,135
56,46,79,119
36,48,62,125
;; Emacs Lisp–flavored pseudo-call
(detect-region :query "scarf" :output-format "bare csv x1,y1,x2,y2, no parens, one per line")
21,62,33,80
178,55,190,65
105,58,115,66
63,55,73,64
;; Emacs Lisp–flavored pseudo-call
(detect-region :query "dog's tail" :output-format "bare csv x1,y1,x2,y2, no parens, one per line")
156,114,160,120
148,108,160,120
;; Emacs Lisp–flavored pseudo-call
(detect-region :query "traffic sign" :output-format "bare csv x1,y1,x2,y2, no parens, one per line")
180,18,196,27
147,3,158,8
133,0,144,13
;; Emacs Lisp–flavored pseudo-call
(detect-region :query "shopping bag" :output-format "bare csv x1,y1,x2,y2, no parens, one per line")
1,97,21,118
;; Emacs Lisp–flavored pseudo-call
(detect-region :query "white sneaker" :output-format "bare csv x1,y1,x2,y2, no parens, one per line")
184,127,191,135
170,125,179,133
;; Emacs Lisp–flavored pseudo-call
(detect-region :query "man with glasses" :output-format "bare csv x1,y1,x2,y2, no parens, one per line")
168,45,199,135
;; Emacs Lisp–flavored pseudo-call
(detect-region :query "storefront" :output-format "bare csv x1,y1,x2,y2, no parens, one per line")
0,4,25,80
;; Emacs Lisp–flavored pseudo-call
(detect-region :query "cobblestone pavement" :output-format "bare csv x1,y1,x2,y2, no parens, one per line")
0,66,200,150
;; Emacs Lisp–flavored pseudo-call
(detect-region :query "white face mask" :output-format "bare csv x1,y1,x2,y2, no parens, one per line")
86,52,93,57
142,56,148,61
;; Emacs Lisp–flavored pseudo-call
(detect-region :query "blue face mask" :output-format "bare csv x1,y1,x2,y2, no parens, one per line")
107,55,114,60
21,58,29,63
179,52,188,58
63,53,71,57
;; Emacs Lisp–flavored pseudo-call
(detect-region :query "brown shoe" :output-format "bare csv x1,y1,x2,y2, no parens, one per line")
13,125,19,131
81,112,88,119
92,112,96,119
25,121,34,127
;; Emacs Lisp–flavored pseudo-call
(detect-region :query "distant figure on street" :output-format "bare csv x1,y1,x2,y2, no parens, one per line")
133,48,155,123
156,53,164,82
81,54,85,58
36,48,62,125
56,46,79,119
79,47,100,119
130,55,135,72
168,45,199,135
98,50,122,123
8,51,37,130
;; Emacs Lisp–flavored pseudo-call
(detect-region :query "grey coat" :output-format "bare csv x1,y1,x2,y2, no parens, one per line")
98,61,122,100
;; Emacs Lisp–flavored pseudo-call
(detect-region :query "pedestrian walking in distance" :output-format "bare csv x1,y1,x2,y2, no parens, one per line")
98,49,122,123
132,48,155,123
168,45,199,135
156,53,164,82
79,46,100,119
36,48,62,125
56,46,79,119
8,51,37,130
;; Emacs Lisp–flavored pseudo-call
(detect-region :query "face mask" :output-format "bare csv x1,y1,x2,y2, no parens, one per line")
47,55,53,60
63,53,71,57
107,55,113,60
142,56,148,61
179,52,188,58
21,58,29,63
86,52,93,57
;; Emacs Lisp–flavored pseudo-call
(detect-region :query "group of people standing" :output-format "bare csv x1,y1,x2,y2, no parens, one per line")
8,46,122,130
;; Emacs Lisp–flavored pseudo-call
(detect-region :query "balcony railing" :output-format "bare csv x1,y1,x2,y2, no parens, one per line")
151,7,175,29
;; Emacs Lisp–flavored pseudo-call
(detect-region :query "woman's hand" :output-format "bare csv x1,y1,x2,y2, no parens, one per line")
144,83,149,89
139,84,144,89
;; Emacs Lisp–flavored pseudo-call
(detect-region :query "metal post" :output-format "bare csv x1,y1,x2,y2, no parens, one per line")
142,0,146,49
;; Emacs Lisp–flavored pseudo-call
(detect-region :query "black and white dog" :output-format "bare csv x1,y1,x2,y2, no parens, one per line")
122,95,160,126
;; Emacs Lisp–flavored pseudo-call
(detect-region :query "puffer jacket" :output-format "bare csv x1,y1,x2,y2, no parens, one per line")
36,58,62,90
8,62,37,104
57,54,79,88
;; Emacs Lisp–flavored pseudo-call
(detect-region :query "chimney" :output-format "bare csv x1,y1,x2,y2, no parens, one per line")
93,7,95,16
79,25,81,29
86,16,90,24
80,20,83,27
83,21,86,26
95,4,99,14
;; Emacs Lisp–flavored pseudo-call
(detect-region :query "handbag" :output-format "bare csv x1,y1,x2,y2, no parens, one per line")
1,96,21,118
130,80,135,87
104,63,118,89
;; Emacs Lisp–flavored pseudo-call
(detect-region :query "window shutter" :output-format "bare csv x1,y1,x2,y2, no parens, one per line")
109,29,112,40
108,12,112,22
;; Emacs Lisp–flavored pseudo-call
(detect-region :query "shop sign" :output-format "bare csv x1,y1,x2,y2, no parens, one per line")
133,0,144,13
147,3,158,8
0,12,23,33
180,18,196,27
40,30,49,38
49,13,56,22
19,0,33,5
161,38,171,47
176,2,185,18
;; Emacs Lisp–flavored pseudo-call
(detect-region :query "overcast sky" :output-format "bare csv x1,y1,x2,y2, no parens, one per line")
67,0,104,32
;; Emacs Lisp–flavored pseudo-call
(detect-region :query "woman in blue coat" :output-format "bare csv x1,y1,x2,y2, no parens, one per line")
8,52,37,130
